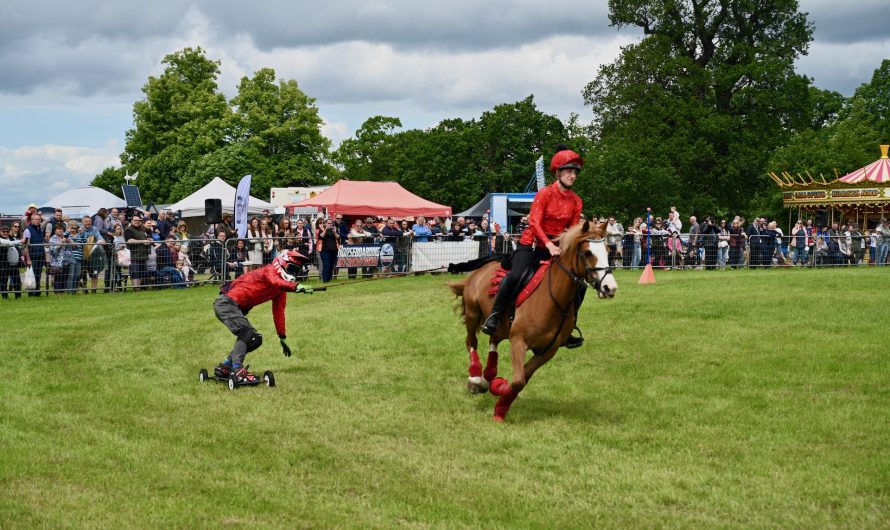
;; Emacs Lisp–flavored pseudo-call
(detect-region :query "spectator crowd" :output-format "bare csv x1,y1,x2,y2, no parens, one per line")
4,202,889,298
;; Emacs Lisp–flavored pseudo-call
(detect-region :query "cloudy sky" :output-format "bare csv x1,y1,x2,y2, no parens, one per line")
1,0,889,214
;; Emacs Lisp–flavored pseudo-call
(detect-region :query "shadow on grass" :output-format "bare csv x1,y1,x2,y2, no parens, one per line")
469,392,625,425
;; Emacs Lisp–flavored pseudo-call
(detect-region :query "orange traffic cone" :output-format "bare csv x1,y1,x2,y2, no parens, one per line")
638,263,656,284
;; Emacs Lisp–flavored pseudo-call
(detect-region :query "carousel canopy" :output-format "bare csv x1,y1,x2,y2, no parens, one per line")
838,145,890,184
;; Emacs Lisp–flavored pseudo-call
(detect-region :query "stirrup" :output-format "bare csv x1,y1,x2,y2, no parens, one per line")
481,312,501,335
564,327,584,349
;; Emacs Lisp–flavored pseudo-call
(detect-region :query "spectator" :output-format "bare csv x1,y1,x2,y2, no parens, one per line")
412,216,432,242
125,215,151,290
381,218,403,273
717,219,730,269
649,218,669,269
334,213,350,243
46,224,72,294
667,206,682,234
666,231,685,269
450,217,469,240
699,217,719,269
349,219,374,278
80,215,107,293
849,223,865,265
825,222,845,266
173,241,195,283
227,238,249,279
318,218,340,283
746,217,764,268
263,210,278,237
606,216,624,267
278,218,296,251
876,218,890,265
260,218,275,265
0,224,25,299
814,236,829,266
155,210,173,241
156,238,178,282
109,224,126,290
687,215,700,266
44,208,65,238
791,219,808,265
245,217,264,273
294,218,314,259
22,212,47,296
173,221,190,251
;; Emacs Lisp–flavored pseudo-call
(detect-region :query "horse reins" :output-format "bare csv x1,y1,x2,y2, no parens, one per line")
541,237,613,353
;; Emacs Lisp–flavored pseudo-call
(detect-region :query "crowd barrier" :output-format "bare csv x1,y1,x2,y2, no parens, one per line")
2,231,887,297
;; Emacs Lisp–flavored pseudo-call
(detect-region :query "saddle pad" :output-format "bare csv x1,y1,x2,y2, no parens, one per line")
487,260,551,307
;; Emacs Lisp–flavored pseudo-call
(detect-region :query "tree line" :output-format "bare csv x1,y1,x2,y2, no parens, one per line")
91,1,890,222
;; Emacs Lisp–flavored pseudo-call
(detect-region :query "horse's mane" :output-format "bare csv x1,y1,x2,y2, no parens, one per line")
554,220,605,256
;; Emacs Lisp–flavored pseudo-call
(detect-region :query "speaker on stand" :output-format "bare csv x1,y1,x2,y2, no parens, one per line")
205,199,223,225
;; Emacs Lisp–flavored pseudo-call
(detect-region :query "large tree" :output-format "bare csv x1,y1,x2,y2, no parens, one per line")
172,68,334,199
583,0,814,219
102,47,230,203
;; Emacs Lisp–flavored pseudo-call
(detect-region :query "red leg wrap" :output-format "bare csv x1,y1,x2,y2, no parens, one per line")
483,351,499,382
468,349,482,378
489,377,512,397
493,391,519,422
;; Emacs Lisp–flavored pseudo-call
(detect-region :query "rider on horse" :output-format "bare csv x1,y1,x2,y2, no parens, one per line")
481,145,587,348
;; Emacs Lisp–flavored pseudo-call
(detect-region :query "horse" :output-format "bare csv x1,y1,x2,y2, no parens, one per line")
447,220,618,422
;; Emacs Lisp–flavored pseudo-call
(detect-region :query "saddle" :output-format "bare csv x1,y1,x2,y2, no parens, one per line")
487,259,551,308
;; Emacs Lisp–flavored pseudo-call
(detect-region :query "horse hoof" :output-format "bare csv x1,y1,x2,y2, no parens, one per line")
467,376,489,394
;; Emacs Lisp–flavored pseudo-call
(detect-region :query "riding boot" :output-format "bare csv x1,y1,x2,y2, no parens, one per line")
482,273,519,335
564,284,587,349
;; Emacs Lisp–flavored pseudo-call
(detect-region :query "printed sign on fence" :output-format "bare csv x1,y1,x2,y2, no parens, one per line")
336,244,383,268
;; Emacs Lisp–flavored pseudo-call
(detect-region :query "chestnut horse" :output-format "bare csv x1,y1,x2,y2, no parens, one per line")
448,220,618,422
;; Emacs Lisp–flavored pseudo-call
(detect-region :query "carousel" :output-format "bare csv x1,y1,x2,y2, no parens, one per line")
770,144,890,228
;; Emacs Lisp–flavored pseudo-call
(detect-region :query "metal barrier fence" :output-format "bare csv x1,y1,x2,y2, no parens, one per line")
2,231,887,297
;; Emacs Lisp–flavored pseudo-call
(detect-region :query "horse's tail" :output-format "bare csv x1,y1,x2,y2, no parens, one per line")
447,279,468,319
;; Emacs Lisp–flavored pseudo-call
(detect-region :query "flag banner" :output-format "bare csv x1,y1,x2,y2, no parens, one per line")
535,156,545,190
235,174,252,238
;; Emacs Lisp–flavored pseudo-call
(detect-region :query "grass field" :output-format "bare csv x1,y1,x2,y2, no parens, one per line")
1,268,888,528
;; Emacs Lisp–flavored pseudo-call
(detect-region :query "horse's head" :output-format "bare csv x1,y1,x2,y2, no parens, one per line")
559,220,618,299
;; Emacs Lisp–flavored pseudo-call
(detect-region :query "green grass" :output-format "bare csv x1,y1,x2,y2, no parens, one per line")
1,268,888,528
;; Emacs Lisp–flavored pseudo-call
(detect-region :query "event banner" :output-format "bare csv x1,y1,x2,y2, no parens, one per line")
336,244,394,268
234,174,251,238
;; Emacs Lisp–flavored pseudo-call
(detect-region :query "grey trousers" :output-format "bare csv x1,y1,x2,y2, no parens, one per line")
213,295,256,366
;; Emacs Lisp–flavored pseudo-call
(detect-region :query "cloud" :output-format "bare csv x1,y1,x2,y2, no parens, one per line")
799,0,890,44
0,143,120,214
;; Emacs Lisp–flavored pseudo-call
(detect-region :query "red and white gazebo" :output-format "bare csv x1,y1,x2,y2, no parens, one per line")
838,144,890,184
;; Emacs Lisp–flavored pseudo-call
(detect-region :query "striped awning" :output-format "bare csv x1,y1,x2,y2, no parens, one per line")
839,145,890,184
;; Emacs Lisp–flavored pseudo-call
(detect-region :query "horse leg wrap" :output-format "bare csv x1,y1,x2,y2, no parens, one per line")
493,391,519,422
483,351,499,383
489,377,512,397
468,348,482,378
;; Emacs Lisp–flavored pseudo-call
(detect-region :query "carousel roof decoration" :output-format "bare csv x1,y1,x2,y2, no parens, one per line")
768,169,835,188
838,145,890,184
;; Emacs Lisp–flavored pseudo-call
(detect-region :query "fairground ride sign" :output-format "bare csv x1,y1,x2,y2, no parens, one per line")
783,187,887,205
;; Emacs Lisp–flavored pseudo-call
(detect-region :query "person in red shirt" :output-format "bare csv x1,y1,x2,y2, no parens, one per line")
213,249,313,382
482,146,586,347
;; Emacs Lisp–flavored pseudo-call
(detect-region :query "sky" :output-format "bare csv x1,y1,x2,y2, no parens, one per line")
1,0,889,214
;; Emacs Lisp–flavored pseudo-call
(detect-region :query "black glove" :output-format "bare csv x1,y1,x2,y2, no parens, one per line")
280,336,292,357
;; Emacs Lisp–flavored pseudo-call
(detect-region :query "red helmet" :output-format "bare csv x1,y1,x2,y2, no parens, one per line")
550,148,584,174
273,250,310,281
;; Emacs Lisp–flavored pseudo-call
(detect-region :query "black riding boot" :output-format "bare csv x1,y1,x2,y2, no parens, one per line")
564,284,587,349
481,273,519,335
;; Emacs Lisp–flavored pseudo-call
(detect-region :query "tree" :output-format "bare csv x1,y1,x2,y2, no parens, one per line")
584,0,814,219
109,47,230,203
333,116,403,181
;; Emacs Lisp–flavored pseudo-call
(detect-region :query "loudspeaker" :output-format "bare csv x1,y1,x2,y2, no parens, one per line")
814,209,829,227
205,198,223,224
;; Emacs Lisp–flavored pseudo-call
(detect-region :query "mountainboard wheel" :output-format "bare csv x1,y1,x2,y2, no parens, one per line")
263,371,275,388
199,368,208,383
228,373,238,390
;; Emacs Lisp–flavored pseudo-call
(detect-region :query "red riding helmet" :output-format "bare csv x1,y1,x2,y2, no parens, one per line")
550,148,584,174
273,250,310,281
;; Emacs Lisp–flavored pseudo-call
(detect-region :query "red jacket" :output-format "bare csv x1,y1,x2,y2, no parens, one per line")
519,181,583,247
220,263,296,337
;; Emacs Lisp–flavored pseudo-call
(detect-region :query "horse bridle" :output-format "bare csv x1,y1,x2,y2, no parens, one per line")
539,237,612,354
553,237,613,292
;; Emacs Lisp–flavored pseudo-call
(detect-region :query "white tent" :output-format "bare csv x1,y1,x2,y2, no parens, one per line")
167,177,274,218
42,186,127,219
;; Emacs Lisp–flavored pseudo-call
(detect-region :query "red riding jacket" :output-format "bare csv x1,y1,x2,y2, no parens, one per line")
519,180,583,247
220,264,297,337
